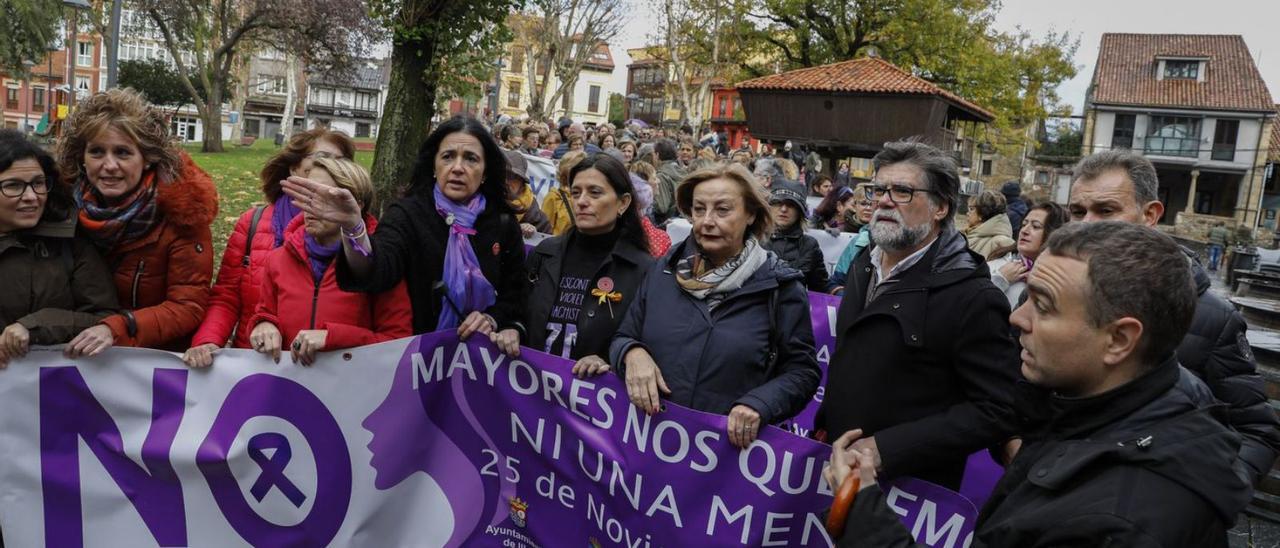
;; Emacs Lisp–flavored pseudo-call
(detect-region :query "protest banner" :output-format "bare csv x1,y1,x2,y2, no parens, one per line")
524,153,558,205
0,332,981,546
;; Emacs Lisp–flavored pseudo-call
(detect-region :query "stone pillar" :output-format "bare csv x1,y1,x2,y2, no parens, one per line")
1185,169,1200,214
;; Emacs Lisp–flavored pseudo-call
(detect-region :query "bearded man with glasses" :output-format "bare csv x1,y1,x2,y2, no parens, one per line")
814,140,1022,491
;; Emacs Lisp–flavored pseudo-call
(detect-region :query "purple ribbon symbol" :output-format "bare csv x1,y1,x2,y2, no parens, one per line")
247,432,307,508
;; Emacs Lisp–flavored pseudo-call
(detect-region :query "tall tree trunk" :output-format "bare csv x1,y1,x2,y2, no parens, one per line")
281,54,299,139
200,84,225,152
371,39,436,212
228,53,249,141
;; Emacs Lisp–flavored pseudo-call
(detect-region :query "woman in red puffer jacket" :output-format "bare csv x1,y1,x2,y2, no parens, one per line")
247,158,412,365
182,128,356,368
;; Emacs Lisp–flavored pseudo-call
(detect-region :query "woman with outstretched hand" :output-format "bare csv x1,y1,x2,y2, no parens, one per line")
248,158,411,365
282,115,524,340
183,127,356,368
610,163,820,449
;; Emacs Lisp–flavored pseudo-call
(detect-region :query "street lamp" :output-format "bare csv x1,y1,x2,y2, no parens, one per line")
21,60,36,133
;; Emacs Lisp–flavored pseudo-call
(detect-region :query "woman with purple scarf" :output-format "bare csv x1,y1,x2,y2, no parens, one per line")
183,128,356,367
283,115,525,339
246,158,412,365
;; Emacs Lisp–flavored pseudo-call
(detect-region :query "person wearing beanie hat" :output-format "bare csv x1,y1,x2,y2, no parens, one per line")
1001,180,1029,235
764,180,828,291
503,149,551,237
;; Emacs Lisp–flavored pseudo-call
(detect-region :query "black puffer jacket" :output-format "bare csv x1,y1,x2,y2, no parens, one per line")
609,237,821,424
1176,250,1280,485
840,359,1252,547
817,228,1021,490
764,222,828,291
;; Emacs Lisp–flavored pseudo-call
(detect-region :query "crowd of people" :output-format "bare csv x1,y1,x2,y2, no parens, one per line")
0,86,1277,546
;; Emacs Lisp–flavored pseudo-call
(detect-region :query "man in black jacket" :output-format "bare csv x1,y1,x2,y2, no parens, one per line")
829,222,1252,547
1067,149,1280,486
816,141,1021,490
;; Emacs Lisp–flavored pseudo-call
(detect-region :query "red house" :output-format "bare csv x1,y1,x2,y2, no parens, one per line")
709,85,758,151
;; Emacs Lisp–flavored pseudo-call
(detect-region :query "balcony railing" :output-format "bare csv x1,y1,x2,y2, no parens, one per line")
1144,137,1199,158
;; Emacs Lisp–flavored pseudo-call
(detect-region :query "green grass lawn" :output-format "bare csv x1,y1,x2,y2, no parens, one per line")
184,140,376,266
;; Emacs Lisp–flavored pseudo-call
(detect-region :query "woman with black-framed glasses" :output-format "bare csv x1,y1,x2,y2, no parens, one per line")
0,129,118,368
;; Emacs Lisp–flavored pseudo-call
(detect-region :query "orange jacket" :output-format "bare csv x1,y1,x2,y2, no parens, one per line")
100,153,218,351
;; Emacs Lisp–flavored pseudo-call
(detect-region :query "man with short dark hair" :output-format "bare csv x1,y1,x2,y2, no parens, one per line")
817,140,1021,490
520,127,542,155
831,221,1252,547
651,138,684,224
1068,149,1280,487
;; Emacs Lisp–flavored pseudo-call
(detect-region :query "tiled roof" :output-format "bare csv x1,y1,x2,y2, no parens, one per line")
736,57,993,121
1090,34,1274,112
584,43,615,72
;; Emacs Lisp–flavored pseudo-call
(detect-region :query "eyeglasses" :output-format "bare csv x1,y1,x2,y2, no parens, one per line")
865,183,934,204
0,177,50,198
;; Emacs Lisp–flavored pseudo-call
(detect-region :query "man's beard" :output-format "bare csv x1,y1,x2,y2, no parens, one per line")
870,208,933,251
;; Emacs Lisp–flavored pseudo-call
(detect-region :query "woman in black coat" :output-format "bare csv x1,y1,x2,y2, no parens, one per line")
764,180,828,291
490,154,653,376
610,163,820,449
283,115,525,338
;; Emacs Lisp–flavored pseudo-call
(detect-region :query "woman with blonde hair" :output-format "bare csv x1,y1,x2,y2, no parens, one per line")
540,150,587,236
183,127,355,367
611,163,819,448
248,158,411,365
775,158,800,182
56,88,217,355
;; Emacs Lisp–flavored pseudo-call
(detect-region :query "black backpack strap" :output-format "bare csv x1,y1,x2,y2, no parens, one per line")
242,205,267,267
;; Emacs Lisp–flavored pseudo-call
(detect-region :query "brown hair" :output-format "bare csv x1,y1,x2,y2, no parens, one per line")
987,201,1070,261
971,190,1007,221
677,163,774,242
259,128,357,202
557,150,587,189
311,157,374,217
56,88,182,185
629,160,656,183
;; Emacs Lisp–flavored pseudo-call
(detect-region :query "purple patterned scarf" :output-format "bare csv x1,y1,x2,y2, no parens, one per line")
304,232,342,282
434,186,497,329
272,194,303,247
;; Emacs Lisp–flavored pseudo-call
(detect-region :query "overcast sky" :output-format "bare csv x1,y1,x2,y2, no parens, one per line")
607,0,1280,116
